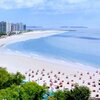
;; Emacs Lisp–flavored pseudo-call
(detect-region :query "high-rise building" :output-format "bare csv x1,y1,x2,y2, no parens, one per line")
11,23,17,32
0,21,11,35
23,25,26,31
0,21,26,35
11,23,26,33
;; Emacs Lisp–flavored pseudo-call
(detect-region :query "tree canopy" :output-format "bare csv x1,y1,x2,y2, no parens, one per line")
0,67,25,89
0,82,46,100
53,85,91,100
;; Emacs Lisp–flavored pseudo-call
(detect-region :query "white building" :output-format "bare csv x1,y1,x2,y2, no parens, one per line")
0,21,11,35
0,21,26,35
11,23,26,33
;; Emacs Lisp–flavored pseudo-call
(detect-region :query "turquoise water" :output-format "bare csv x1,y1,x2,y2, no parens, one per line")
4,31,100,67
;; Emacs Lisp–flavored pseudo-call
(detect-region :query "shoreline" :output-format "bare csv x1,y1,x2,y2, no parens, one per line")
0,31,97,72
2,30,64,47
1,30,98,70
1,50,97,72
0,30,100,98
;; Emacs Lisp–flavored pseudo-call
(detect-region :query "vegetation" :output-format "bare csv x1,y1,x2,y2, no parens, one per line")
0,67,91,100
0,67,46,100
0,32,6,37
0,67,25,89
52,85,91,100
69,85,91,100
0,82,46,100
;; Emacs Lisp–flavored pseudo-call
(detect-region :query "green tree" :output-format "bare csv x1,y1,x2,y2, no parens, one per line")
71,86,91,100
54,90,65,100
0,67,25,89
0,85,19,100
53,86,91,100
0,67,10,89
13,72,25,85
20,82,46,100
0,82,46,100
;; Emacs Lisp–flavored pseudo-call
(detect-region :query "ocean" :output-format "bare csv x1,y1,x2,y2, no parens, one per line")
4,31,100,67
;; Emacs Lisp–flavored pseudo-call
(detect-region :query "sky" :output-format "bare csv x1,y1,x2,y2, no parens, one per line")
0,0,100,28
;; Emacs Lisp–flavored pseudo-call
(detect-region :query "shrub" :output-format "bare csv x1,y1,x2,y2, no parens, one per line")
54,90,65,100
0,82,46,100
48,96,56,100
54,86,91,100
71,86,91,100
0,67,25,89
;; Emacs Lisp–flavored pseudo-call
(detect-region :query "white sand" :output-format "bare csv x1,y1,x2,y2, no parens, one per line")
0,30,100,98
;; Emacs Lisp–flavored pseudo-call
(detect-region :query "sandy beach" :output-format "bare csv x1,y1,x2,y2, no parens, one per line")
0,30,100,98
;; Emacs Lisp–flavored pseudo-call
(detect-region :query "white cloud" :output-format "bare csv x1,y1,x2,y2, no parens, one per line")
66,0,86,4
0,0,100,14
0,0,45,9
15,0,44,8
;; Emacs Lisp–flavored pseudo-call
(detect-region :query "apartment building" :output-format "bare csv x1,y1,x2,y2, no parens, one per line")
0,21,26,35
0,21,11,35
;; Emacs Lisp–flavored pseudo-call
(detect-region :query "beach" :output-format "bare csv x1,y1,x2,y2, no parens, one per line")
0,30,100,98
